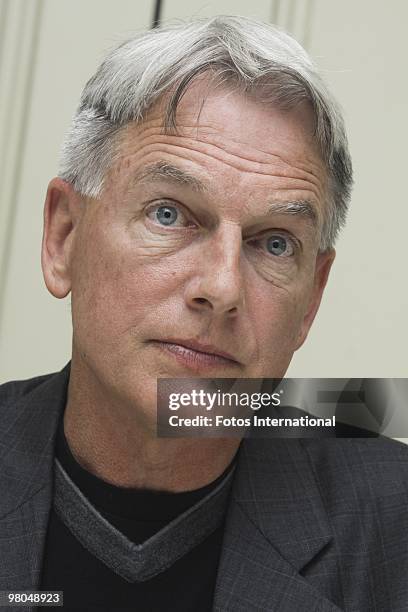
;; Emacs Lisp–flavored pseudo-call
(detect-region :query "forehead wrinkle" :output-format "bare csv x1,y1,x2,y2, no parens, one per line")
119,124,327,215
126,139,324,204
142,138,323,193
122,122,325,185
131,160,208,193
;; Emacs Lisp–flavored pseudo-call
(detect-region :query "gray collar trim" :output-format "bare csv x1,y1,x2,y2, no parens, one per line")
53,458,235,583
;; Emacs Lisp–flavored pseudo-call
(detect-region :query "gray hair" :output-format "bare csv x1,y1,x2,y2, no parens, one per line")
59,15,353,250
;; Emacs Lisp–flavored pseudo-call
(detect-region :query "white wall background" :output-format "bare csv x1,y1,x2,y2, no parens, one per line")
0,0,407,382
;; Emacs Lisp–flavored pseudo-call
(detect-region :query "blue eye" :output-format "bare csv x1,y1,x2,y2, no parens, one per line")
266,235,293,257
155,205,178,225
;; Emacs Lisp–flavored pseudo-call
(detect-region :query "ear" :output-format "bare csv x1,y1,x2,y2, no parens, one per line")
41,178,83,298
294,249,336,351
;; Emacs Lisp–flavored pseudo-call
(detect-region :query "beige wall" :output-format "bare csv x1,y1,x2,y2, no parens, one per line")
0,0,407,382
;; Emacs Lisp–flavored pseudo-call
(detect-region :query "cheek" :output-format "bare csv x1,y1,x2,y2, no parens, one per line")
70,222,185,342
255,295,300,342
248,281,312,363
70,224,131,345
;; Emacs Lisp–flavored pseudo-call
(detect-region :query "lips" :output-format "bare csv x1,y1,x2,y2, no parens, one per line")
150,338,240,367
164,339,238,361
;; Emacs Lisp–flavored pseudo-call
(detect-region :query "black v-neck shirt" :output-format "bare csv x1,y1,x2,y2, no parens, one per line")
39,416,237,611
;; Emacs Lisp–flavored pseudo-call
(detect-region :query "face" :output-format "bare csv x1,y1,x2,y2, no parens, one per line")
42,80,334,431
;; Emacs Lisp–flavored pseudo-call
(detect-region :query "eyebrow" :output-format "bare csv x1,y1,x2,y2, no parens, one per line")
134,161,319,227
133,161,207,193
266,200,319,227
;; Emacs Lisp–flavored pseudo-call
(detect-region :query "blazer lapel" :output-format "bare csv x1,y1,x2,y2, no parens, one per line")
0,365,69,600
213,438,342,611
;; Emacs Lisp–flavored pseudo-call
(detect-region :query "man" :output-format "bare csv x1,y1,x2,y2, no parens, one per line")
0,15,407,612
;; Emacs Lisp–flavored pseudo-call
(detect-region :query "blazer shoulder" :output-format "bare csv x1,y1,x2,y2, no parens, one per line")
0,371,56,403
0,371,60,430
301,436,408,506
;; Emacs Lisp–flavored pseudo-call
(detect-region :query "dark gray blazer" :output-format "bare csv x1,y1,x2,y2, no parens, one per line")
1,365,407,611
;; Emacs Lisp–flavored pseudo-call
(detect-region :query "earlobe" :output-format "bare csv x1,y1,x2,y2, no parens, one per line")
41,178,81,299
294,249,336,351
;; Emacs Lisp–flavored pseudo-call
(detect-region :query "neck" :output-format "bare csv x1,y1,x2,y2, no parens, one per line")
64,360,241,492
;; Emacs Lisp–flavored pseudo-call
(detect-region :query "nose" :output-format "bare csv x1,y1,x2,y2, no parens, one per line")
184,223,245,316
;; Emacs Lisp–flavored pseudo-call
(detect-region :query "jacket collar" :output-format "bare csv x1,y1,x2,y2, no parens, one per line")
232,437,332,571
213,437,341,610
0,364,70,520
0,365,69,598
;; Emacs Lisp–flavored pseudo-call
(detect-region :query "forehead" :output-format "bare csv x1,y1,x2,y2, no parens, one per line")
112,79,328,224
124,78,323,159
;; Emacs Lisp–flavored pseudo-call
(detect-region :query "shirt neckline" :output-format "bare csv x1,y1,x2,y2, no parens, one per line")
53,456,236,582
56,409,238,522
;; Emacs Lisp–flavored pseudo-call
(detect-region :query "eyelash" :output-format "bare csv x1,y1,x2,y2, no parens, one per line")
145,201,299,256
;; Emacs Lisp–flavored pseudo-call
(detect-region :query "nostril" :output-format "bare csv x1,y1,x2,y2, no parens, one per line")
194,298,208,305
